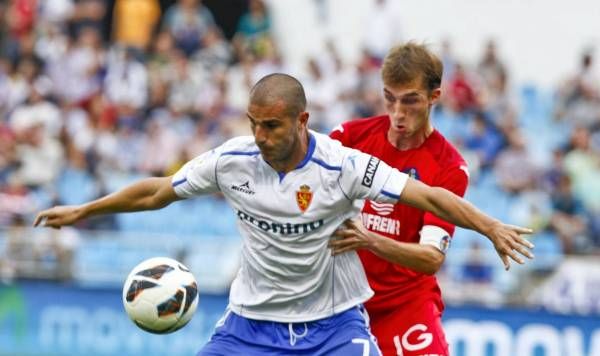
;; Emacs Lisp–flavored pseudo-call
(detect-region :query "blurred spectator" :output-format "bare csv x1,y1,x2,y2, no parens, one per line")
464,112,505,170
0,178,37,226
549,174,589,254
55,140,98,206
38,0,75,24
563,127,600,209
48,26,104,104
494,130,538,194
137,117,182,175
195,27,233,74
112,0,161,53
462,241,494,284
361,0,403,62
12,121,64,188
0,58,9,115
303,57,337,131
225,50,256,113
250,37,287,80
2,57,34,114
162,0,217,57
352,49,382,118
104,46,148,117
0,124,18,184
233,0,271,60
509,188,552,235
69,0,107,39
555,51,600,128
476,41,517,126
540,149,567,192
456,241,501,305
167,50,206,115
438,39,457,81
9,76,62,139
477,40,507,96
443,62,481,114
3,0,37,61
34,23,69,64
317,41,359,129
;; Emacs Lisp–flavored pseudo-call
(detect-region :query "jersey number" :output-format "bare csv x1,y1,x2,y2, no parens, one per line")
352,338,371,356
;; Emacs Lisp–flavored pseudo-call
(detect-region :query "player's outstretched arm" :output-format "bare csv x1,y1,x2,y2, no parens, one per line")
399,178,534,270
33,177,181,229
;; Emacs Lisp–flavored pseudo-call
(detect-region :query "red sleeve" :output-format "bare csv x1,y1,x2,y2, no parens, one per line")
329,122,351,146
423,165,469,237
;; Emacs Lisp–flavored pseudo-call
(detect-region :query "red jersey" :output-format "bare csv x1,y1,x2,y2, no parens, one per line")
330,115,468,314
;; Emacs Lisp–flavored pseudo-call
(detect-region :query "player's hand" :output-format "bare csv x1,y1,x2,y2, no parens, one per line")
485,221,534,270
329,218,375,255
33,205,83,229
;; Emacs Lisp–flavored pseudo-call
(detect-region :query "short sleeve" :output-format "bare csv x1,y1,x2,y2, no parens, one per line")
171,148,222,198
329,122,350,146
422,164,469,236
338,149,409,203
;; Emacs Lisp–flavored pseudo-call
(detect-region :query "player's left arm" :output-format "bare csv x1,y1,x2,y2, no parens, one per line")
398,177,534,270
337,151,533,270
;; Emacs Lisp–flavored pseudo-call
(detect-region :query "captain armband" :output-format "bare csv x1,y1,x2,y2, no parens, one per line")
419,225,451,254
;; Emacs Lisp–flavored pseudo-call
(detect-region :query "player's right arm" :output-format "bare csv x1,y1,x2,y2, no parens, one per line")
34,142,226,229
34,177,181,228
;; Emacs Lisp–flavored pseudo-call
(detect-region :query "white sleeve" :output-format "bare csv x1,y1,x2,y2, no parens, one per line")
338,149,409,203
171,148,222,198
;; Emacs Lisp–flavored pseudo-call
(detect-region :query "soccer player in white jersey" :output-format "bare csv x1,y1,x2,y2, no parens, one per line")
34,73,533,355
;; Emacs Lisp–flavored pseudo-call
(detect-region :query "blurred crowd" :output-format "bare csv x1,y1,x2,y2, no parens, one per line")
1,0,600,283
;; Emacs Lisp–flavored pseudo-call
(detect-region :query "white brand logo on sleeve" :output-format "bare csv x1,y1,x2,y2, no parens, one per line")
361,156,380,187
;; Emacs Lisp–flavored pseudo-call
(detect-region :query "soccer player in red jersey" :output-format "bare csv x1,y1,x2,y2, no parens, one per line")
329,43,534,356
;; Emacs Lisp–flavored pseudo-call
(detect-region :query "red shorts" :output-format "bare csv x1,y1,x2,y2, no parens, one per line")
368,299,448,356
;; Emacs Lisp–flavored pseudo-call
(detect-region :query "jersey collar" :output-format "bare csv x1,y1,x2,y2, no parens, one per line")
274,132,316,181
295,132,316,170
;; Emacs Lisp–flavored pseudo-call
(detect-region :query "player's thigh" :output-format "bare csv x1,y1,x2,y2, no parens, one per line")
371,301,448,356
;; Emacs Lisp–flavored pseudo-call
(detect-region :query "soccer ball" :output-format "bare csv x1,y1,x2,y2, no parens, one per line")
122,257,199,334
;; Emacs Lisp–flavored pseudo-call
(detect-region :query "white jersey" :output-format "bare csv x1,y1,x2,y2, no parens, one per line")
172,131,408,322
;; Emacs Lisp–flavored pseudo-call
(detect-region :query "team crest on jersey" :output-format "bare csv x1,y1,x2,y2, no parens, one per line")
296,184,313,213
403,167,420,180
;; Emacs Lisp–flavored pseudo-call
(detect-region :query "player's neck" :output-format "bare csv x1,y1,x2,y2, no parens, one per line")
388,123,434,151
270,131,309,174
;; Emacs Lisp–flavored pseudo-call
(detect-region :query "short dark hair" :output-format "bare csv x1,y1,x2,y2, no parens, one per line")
249,73,307,118
381,42,443,92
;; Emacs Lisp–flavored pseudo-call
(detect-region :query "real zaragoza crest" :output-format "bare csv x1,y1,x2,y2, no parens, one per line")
296,184,313,213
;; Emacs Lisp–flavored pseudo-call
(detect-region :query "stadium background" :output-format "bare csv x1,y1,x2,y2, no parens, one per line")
1,0,599,355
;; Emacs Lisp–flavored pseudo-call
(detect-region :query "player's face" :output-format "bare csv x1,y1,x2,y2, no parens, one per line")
247,102,306,166
383,81,441,139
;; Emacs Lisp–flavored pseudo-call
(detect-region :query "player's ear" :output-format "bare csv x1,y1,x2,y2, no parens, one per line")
298,111,309,127
429,88,442,105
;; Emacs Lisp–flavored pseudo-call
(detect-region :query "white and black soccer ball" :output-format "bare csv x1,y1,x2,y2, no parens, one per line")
122,257,199,334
